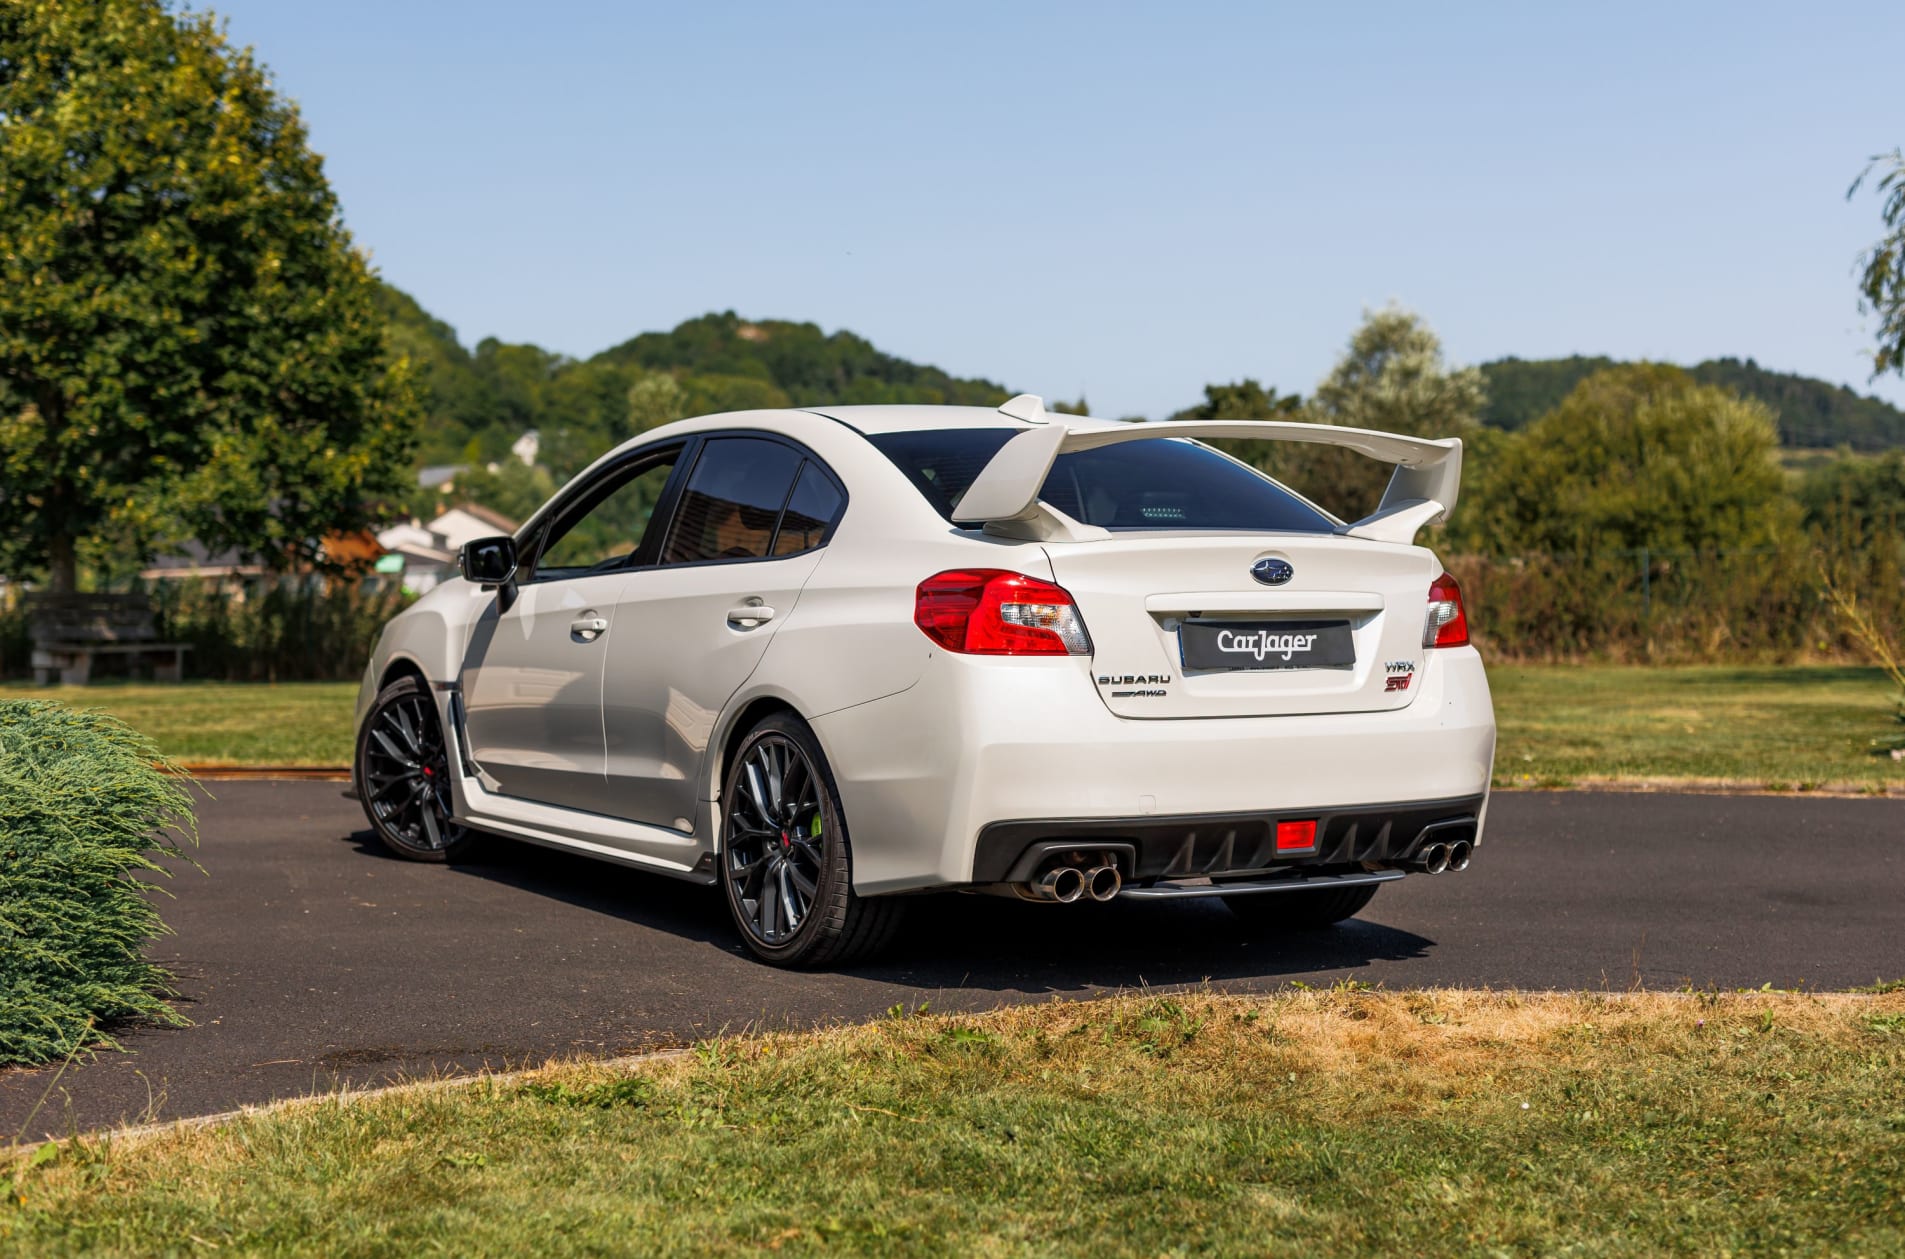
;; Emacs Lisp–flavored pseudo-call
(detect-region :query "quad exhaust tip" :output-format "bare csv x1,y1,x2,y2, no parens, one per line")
1019,855,1124,903
1409,835,1475,875
1036,866,1086,904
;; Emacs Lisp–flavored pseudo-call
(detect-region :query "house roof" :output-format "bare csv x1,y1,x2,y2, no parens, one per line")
441,501,520,535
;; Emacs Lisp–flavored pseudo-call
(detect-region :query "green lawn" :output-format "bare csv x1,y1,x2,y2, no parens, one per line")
3,990,1901,1256
0,681,357,767
6,666,1903,791
1491,664,1903,791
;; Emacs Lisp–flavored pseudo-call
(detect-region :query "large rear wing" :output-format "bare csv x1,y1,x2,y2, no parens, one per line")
951,395,1463,544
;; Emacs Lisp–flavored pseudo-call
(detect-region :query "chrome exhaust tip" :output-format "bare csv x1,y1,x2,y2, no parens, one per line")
1420,842,1451,876
1085,864,1122,902
1446,839,1472,872
1037,866,1086,904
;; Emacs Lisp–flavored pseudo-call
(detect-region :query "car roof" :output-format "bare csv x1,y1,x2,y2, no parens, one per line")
801,404,1130,436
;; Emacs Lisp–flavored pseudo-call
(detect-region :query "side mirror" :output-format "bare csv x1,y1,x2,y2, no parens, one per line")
459,535,518,588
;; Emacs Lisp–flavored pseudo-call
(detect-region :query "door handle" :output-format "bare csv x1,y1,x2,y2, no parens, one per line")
570,615,609,641
726,604,776,627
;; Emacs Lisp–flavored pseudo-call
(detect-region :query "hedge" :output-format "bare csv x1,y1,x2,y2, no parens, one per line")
0,702,198,1067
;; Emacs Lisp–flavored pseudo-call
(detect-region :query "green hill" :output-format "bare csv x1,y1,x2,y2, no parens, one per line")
596,311,1008,409
380,287,1009,476
1480,355,1905,450
380,286,1905,495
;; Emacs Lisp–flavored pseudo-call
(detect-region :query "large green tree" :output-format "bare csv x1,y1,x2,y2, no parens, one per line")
1451,364,1794,557
0,0,417,591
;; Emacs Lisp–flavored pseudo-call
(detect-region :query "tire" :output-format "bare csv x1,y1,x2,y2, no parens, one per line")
719,712,903,968
354,675,483,863
1226,883,1379,930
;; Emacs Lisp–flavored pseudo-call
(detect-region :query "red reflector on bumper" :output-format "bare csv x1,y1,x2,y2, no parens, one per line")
1276,819,1317,851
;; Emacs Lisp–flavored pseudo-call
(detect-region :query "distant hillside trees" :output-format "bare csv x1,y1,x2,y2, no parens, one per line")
0,1,418,590
382,294,1011,490
1480,355,1905,450
598,311,1009,408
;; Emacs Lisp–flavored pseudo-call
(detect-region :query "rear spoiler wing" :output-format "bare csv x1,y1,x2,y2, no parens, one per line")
951,396,1463,544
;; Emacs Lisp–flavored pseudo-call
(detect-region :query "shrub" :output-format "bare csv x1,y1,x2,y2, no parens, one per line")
1446,536,1904,664
0,702,198,1067
143,577,414,682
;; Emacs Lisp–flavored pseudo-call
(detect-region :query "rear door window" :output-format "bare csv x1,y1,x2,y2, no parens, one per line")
661,437,805,565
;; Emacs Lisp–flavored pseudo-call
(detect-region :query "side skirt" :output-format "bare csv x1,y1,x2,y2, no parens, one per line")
440,694,717,885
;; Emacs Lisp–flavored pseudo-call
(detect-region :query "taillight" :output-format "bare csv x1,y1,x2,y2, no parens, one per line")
1423,571,1470,648
914,569,1092,656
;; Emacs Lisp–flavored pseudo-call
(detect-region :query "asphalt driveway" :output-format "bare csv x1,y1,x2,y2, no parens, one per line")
3,782,1901,1140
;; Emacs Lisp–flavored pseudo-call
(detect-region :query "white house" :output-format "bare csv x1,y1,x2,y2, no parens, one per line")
375,503,519,593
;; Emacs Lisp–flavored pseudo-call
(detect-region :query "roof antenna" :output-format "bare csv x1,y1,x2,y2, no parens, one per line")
998,393,1048,425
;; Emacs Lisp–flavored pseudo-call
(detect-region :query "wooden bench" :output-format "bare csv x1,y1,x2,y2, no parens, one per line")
28,594,192,685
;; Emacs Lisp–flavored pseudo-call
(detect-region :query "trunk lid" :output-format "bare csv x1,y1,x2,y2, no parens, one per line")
1045,534,1438,719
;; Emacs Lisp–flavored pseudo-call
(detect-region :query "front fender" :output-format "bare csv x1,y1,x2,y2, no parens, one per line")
355,580,496,734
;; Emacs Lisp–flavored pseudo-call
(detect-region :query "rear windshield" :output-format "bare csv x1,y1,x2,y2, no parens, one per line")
867,428,1336,533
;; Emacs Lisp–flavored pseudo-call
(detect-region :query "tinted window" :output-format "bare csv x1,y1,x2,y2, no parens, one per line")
772,463,845,556
869,429,1335,533
536,453,679,577
662,437,803,564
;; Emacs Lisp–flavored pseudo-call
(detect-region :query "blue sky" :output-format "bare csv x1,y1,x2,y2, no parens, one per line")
210,0,1905,418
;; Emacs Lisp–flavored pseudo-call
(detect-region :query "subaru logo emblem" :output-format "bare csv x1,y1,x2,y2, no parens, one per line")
1251,558,1294,586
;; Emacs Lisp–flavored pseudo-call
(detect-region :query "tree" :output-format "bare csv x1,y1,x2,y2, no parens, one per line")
1165,379,1309,495
0,1,418,591
1450,364,1795,557
1850,148,1905,380
1167,379,1304,423
1798,449,1905,542
1284,307,1483,521
626,371,688,435
1311,305,1486,437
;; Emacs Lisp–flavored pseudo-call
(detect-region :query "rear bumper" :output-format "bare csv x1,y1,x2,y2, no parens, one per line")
971,792,1486,884
813,645,1496,895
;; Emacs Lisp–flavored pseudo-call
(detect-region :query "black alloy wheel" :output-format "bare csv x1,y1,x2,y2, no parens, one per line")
720,713,903,967
355,675,479,862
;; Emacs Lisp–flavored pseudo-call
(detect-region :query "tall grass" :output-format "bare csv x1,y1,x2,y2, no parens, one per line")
1820,560,1905,755
1447,538,1904,663
0,579,411,683
141,577,412,683
0,702,199,1067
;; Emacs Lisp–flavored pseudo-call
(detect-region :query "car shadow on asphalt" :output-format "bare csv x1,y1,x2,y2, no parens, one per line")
342,828,1438,994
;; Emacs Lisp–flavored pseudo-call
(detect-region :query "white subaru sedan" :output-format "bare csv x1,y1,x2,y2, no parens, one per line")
353,396,1495,967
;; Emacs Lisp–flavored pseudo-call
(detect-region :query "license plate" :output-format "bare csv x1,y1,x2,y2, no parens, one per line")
1178,619,1355,671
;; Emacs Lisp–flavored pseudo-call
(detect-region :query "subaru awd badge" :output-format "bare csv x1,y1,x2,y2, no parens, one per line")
1251,557,1294,586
